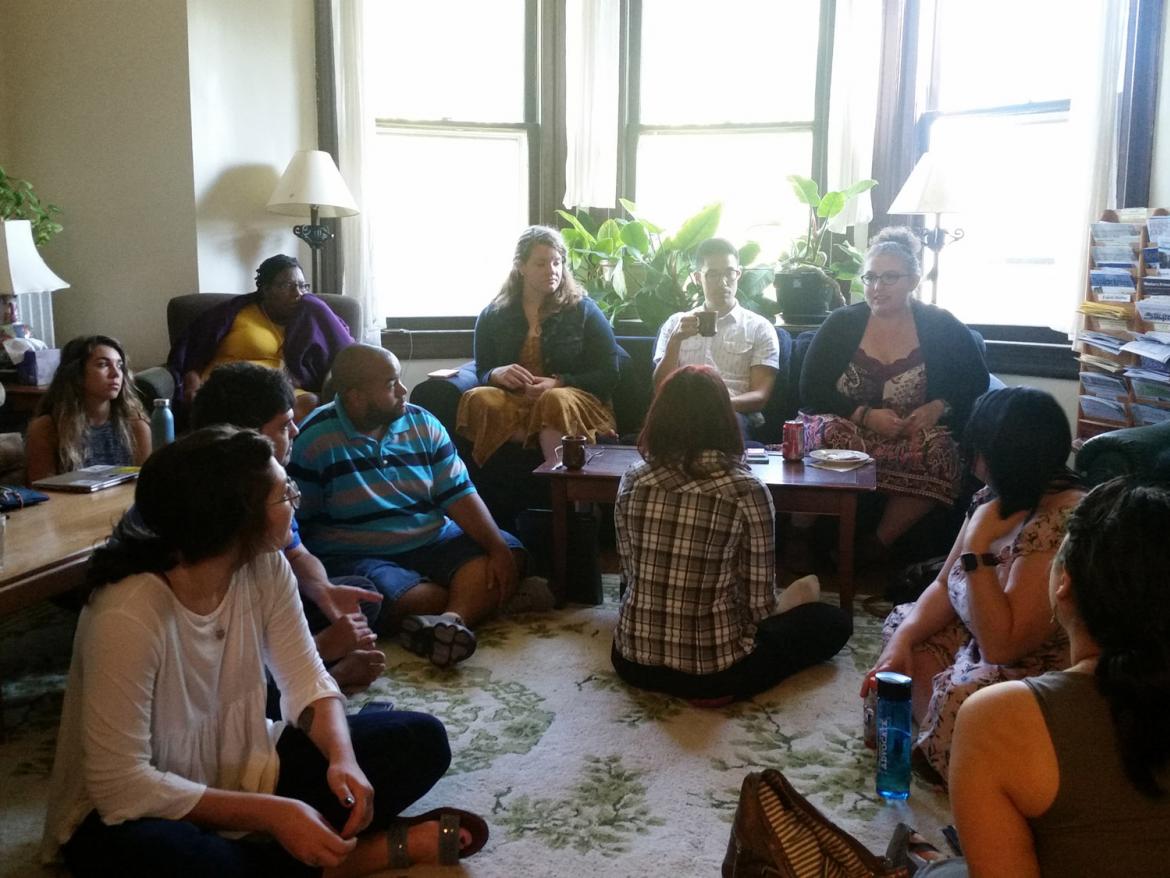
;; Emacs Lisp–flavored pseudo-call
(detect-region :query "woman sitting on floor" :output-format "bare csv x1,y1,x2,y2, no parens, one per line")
167,254,354,422
456,225,624,466
913,477,1170,877
24,334,150,484
611,365,852,704
41,426,487,877
864,387,1083,783
799,227,989,558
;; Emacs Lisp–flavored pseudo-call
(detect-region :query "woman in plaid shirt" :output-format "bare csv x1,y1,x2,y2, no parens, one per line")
611,366,852,704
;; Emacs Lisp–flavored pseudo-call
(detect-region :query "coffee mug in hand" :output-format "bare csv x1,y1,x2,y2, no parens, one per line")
697,310,717,337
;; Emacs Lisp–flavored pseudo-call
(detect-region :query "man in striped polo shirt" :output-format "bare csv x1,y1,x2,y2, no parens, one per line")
289,344,524,668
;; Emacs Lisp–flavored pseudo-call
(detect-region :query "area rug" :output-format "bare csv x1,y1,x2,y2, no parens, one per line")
1,579,952,877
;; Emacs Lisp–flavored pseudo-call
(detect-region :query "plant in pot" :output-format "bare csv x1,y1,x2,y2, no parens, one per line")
774,174,876,325
557,200,721,334
0,166,63,246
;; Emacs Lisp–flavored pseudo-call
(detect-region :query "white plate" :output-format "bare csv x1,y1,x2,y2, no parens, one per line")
808,449,871,464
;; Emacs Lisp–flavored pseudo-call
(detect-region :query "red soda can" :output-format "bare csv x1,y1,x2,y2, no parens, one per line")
782,419,804,461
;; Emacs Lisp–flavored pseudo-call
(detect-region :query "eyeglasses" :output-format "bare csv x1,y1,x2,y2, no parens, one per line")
860,272,912,288
270,480,301,510
703,268,742,281
271,281,311,294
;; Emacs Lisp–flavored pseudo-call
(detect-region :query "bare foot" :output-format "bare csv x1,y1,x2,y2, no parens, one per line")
316,614,376,664
329,649,386,696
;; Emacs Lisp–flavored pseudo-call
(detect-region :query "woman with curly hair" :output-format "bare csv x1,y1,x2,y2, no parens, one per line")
25,334,150,483
456,225,625,465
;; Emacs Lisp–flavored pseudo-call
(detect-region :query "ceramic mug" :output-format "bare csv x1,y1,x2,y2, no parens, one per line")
697,310,717,337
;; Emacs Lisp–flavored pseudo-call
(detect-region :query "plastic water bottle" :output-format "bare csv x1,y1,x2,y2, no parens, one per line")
875,671,912,800
151,399,174,451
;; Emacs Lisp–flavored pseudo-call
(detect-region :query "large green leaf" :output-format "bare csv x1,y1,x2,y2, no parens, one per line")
597,217,622,245
841,179,878,199
737,266,775,299
618,198,664,233
620,221,651,255
817,191,845,219
666,203,722,253
787,175,821,209
556,210,596,248
738,241,761,266
611,257,626,297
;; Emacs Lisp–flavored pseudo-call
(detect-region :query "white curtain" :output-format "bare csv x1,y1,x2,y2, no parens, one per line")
825,0,881,234
1064,0,1130,318
333,0,381,343
564,0,621,210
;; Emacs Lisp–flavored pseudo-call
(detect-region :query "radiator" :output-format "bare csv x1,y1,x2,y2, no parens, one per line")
16,290,55,347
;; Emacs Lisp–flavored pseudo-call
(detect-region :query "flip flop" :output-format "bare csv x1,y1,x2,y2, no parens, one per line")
386,807,490,868
398,613,477,668
885,823,945,875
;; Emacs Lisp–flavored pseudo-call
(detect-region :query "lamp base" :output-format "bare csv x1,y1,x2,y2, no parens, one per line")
293,223,333,250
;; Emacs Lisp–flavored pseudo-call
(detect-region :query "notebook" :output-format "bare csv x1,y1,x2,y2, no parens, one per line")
33,465,140,493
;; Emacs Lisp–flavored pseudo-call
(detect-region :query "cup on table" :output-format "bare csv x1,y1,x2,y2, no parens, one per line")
696,310,717,337
557,434,589,470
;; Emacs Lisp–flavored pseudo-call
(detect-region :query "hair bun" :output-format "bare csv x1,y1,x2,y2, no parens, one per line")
871,226,922,258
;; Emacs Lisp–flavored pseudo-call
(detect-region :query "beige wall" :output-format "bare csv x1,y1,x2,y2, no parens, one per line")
0,0,315,367
187,0,317,294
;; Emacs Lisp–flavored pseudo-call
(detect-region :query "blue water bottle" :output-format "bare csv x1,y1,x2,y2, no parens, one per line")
875,671,912,800
151,399,174,451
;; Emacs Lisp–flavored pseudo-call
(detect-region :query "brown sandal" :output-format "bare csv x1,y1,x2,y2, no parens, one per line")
386,807,489,868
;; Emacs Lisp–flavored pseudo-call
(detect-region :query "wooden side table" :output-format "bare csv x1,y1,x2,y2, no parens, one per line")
2,382,49,414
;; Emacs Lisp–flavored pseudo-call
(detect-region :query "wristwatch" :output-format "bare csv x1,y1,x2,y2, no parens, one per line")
960,552,998,572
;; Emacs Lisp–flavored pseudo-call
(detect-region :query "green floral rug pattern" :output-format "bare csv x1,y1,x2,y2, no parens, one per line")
1,582,951,877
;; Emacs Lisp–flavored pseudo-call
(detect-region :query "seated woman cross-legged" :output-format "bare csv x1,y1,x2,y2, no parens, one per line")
457,225,624,466
167,255,355,422
939,477,1170,877
24,334,151,484
799,227,989,558
864,387,1084,784
40,427,487,877
611,366,852,704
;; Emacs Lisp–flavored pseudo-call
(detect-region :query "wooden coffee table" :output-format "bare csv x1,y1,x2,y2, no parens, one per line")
534,447,876,609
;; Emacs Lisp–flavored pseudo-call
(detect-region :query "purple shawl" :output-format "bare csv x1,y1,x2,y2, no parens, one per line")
166,293,355,395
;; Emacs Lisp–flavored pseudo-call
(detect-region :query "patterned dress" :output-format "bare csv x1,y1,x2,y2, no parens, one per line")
881,488,1078,779
802,348,961,504
457,335,615,467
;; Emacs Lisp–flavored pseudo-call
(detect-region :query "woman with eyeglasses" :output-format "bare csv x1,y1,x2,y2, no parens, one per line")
25,334,151,484
456,225,625,466
799,227,989,557
42,427,488,876
167,255,354,422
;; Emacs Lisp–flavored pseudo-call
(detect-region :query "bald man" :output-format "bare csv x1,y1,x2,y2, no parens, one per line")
288,344,525,668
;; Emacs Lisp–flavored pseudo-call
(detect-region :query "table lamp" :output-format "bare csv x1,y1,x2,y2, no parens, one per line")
0,219,70,341
887,151,964,305
266,150,359,293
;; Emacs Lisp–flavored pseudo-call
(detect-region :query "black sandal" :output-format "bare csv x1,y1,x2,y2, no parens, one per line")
386,807,489,868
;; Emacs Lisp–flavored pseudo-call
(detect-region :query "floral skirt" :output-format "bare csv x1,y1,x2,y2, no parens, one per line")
456,386,615,467
802,415,961,505
881,602,1070,780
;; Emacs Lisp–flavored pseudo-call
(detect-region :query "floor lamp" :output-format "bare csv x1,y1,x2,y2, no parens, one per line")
267,150,359,294
887,152,964,305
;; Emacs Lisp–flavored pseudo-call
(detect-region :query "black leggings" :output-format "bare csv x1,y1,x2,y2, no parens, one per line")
63,710,450,878
611,602,853,700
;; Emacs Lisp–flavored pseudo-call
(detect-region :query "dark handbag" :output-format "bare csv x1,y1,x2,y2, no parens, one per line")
0,485,49,511
722,769,907,878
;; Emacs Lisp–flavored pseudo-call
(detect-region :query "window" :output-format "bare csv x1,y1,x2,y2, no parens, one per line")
630,0,830,257
363,1,532,318
914,0,1108,330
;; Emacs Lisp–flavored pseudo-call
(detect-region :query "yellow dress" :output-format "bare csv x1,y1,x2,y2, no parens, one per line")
200,304,307,397
456,335,615,467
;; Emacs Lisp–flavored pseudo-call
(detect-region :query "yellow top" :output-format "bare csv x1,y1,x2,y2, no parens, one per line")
201,303,284,378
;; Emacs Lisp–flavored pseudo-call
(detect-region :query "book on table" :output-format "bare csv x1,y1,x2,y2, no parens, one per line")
32,465,139,493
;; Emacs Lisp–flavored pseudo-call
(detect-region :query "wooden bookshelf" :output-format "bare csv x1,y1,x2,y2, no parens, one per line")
1075,208,1170,440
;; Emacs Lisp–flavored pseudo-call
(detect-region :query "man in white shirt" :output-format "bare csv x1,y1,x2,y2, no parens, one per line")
652,238,780,431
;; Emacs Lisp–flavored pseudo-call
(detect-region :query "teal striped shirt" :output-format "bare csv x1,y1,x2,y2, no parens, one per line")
288,401,475,557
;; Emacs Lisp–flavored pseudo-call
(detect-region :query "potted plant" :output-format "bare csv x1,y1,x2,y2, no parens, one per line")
774,174,876,324
0,166,63,246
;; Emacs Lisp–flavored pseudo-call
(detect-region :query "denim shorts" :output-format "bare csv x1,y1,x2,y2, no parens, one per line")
324,520,523,603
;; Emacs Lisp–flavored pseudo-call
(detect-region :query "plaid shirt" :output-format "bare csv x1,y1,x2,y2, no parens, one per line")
614,451,777,675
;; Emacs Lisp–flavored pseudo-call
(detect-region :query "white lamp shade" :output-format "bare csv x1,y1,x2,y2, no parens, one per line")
888,151,963,216
0,220,69,294
267,149,359,218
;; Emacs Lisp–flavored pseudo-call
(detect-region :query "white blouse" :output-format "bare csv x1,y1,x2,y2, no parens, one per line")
41,551,341,861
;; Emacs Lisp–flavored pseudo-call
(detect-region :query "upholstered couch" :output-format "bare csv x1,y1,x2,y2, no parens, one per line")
1076,420,1170,485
